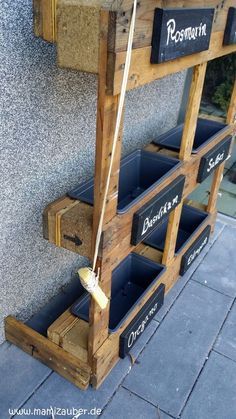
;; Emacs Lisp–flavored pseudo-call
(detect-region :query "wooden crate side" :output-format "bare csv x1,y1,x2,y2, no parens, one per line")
48,309,89,363
5,316,91,390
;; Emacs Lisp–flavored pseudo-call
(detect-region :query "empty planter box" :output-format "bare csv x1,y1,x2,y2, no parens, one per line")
68,150,181,214
144,204,209,254
71,253,165,341
153,118,228,153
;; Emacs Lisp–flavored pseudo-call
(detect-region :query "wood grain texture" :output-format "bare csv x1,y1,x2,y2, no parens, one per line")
5,316,91,390
43,196,93,259
48,309,89,363
93,209,217,388
108,33,236,94
179,63,207,160
33,0,57,42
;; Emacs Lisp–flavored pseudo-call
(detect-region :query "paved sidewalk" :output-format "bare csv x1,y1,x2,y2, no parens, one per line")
0,216,236,419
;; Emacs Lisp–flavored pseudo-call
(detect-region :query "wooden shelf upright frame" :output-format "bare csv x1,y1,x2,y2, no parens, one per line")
5,0,236,390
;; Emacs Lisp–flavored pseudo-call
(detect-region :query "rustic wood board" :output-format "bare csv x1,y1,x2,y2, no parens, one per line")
5,316,91,390
48,309,89,363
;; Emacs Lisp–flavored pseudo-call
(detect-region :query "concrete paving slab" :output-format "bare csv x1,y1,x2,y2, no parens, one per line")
214,301,236,362
101,388,171,419
123,281,232,417
19,321,159,418
181,351,236,419
155,220,225,322
0,345,51,419
21,359,131,419
192,226,236,297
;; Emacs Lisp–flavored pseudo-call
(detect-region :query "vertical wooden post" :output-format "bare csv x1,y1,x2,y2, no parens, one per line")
207,79,236,214
179,63,207,161
163,63,207,265
88,10,125,359
162,203,183,265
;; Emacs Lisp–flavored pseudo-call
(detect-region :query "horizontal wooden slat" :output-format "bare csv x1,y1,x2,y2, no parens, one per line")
48,309,89,363
5,316,91,390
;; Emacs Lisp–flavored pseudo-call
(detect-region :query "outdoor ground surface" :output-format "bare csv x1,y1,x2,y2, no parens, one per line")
0,214,236,419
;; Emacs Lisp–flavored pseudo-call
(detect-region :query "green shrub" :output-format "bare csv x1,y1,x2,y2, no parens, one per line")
203,53,236,112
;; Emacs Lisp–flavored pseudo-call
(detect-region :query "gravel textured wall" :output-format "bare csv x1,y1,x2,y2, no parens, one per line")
0,0,186,344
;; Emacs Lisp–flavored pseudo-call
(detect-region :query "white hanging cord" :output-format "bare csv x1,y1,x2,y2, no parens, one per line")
92,0,137,272
78,1,137,309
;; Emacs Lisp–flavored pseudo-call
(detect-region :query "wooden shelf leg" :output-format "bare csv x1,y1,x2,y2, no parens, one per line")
179,63,207,160
207,79,236,214
88,10,125,360
162,203,183,265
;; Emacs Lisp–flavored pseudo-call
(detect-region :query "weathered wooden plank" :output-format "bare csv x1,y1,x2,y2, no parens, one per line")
48,310,89,363
33,0,57,42
93,210,217,387
162,203,183,265
5,316,91,390
109,33,236,94
88,9,124,359
179,63,207,160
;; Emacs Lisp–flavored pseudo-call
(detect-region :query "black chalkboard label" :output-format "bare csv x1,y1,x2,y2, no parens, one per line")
223,7,236,45
197,136,232,183
180,226,211,275
131,175,185,246
119,284,165,359
151,8,214,63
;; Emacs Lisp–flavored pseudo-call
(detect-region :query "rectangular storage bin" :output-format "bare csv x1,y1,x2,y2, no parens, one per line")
144,204,209,253
68,150,181,214
71,253,165,332
153,118,228,153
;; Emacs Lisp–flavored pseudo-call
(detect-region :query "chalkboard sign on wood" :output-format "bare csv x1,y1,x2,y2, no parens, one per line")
197,136,232,183
119,284,165,358
180,226,211,275
151,8,214,64
131,175,185,246
224,7,236,45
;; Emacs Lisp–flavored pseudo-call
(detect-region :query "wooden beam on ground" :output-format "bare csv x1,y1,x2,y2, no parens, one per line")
5,316,91,390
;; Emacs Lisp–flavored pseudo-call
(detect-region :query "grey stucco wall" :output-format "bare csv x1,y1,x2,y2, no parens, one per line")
0,0,186,344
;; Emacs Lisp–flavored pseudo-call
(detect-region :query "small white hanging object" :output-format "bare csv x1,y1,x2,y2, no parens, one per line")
78,267,108,310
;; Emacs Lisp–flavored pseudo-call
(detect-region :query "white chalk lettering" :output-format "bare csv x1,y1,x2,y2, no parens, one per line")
127,303,159,349
141,195,179,236
166,18,207,46
187,236,208,266
207,151,225,173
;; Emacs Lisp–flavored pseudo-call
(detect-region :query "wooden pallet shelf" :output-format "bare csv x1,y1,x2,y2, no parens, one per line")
6,0,236,390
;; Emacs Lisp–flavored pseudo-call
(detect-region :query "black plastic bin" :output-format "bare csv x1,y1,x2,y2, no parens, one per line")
153,118,228,154
68,150,181,214
144,204,209,253
71,253,165,332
